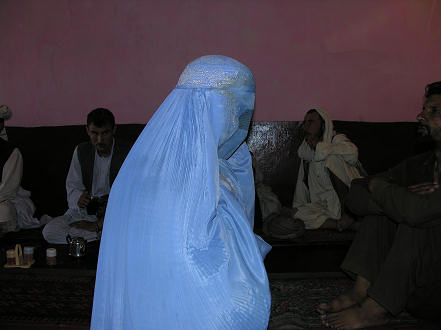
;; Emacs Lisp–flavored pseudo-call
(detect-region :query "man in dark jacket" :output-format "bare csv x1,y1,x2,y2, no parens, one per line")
319,81,441,329
43,108,131,244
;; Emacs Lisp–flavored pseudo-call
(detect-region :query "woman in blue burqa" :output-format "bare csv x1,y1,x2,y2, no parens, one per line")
91,55,271,329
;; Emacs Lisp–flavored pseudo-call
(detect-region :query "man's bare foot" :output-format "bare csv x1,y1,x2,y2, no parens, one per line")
323,297,389,329
317,276,370,315
317,292,360,315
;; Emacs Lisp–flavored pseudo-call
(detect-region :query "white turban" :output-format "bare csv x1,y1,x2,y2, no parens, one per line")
0,105,12,120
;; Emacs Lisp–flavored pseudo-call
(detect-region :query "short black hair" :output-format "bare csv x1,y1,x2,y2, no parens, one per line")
87,108,115,128
424,81,441,98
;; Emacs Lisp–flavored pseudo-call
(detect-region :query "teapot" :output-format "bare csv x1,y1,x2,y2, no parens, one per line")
66,235,87,257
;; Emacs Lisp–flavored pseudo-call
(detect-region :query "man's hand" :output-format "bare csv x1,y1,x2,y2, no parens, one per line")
77,191,90,208
408,182,439,195
368,177,386,193
305,135,320,149
69,220,96,232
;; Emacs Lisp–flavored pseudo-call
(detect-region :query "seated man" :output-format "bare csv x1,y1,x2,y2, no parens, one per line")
43,108,131,244
252,153,305,239
251,153,281,228
293,108,364,231
319,81,441,329
0,105,44,235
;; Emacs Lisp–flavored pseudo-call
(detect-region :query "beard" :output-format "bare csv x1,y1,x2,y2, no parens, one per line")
416,124,438,153
417,123,429,137
416,123,433,143
417,123,441,141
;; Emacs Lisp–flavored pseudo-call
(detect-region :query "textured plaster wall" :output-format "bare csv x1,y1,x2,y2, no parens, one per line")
1,0,441,126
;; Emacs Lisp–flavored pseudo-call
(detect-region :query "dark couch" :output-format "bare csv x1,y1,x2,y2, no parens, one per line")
4,121,430,272
6,121,428,218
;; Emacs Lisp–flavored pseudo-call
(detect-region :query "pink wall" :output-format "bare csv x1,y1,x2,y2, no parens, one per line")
1,0,441,126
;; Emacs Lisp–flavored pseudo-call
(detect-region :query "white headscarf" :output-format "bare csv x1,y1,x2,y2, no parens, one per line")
297,107,334,161
0,105,11,141
293,107,364,229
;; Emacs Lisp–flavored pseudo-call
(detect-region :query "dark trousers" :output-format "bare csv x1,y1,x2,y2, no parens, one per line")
341,215,441,319
329,170,350,213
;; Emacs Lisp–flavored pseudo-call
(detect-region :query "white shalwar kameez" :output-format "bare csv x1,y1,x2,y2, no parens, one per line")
42,144,113,244
0,141,41,234
292,108,363,229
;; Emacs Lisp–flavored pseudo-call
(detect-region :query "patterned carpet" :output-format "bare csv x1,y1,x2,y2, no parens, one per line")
268,274,418,329
0,272,93,329
0,272,420,329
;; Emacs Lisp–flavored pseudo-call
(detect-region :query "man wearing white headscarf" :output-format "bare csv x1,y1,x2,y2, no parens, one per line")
291,108,364,230
0,105,42,234
0,105,11,141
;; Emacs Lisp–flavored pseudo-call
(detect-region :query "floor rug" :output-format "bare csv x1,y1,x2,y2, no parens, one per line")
0,272,93,329
268,273,418,330
0,271,423,329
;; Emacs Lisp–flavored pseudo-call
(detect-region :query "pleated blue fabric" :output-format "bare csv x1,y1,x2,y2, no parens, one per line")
91,55,271,330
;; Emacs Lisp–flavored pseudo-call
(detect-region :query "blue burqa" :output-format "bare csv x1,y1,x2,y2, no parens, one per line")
91,55,271,329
